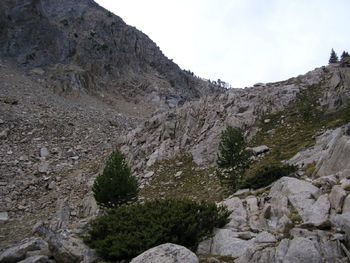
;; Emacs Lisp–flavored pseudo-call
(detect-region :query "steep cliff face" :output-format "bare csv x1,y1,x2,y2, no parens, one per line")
0,0,222,107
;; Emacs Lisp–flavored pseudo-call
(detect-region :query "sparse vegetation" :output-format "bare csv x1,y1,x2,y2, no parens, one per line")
289,207,302,225
86,199,229,262
248,82,350,180
304,162,316,177
240,164,297,190
343,184,350,192
140,154,224,202
92,150,138,208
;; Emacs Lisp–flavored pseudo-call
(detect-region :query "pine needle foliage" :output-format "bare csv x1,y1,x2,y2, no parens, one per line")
92,150,138,208
86,199,229,261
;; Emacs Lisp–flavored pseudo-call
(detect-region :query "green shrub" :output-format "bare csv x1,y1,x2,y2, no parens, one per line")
217,126,251,191
86,199,229,261
304,162,316,177
240,164,297,190
92,150,138,208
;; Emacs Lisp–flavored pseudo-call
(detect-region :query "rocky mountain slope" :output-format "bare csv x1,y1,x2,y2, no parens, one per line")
2,59,350,262
122,65,350,179
0,0,222,110
2,1,350,263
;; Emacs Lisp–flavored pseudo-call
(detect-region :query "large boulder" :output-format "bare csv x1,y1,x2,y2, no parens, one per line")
329,185,347,213
283,237,322,263
0,238,49,263
302,194,330,227
210,229,254,258
17,255,50,263
331,212,350,246
34,224,95,263
270,177,322,225
316,127,350,177
220,197,247,229
130,243,199,263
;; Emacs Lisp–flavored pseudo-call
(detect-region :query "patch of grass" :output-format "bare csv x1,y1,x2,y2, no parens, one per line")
343,184,350,192
304,162,316,177
289,206,302,225
139,154,224,202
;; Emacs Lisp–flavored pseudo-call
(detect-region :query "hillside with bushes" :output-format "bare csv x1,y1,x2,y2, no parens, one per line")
1,1,350,262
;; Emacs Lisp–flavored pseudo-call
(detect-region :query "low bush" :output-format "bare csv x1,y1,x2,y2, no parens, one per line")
86,199,229,261
240,164,297,190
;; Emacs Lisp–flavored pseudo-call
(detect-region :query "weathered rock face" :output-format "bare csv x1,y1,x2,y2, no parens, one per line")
0,0,222,108
0,237,49,263
130,243,199,263
122,66,350,180
289,122,350,180
197,175,348,262
122,82,301,175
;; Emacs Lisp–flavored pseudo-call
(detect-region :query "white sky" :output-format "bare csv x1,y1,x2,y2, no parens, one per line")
95,0,350,87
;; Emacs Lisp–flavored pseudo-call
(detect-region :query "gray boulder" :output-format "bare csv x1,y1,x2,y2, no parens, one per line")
270,177,321,225
342,195,350,213
130,243,199,263
329,185,347,213
34,224,95,263
210,229,254,258
302,194,330,227
317,128,350,177
250,145,269,156
0,238,49,263
18,255,50,263
331,212,350,245
283,237,322,263
220,197,247,229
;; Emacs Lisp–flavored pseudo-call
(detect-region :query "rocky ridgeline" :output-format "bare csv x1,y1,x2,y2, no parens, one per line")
121,65,350,184
0,0,223,109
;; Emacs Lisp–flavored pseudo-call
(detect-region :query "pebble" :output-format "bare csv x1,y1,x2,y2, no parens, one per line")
40,147,50,158
0,212,9,223
48,181,56,190
144,171,154,178
174,171,183,178
38,162,49,173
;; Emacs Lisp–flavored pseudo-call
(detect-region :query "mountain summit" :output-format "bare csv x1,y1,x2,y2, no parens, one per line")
0,0,222,109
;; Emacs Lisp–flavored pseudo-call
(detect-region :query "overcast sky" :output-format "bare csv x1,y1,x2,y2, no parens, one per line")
95,0,350,88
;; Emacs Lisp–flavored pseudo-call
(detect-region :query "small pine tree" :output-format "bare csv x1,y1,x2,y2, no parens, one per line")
329,49,339,64
341,51,350,62
217,126,250,191
92,150,138,208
